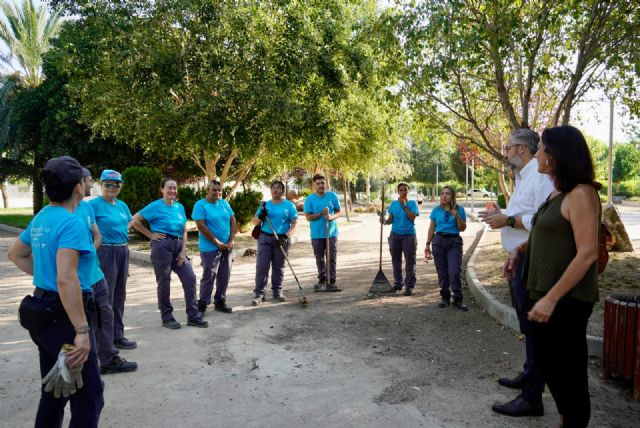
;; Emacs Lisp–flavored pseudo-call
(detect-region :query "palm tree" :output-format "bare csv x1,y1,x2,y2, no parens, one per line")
0,0,62,87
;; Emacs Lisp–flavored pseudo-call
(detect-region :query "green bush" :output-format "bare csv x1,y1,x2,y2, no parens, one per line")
177,186,206,219
618,179,640,197
119,167,162,214
228,189,263,232
497,194,506,209
298,188,311,197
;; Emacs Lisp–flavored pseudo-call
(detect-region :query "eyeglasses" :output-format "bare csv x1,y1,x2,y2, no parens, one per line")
104,182,121,189
503,143,524,153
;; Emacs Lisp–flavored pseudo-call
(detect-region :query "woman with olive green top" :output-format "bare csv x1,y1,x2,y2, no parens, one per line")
504,126,599,428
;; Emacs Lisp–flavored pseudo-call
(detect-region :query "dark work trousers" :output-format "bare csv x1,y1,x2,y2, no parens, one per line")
431,234,464,302
89,278,119,366
198,249,233,308
97,245,129,341
30,293,104,428
388,232,417,289
530,296,593,428
311,237,337,283
509,257,544,403
150,238,198,322
254,233,290,296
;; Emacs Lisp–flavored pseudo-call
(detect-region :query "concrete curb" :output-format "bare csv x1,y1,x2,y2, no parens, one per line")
465,224,603,358
0,223,25,235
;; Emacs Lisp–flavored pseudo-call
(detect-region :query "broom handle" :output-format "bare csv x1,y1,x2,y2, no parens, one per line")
379,184,385,270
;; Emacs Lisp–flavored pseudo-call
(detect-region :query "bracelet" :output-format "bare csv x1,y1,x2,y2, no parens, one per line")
75,324,90,334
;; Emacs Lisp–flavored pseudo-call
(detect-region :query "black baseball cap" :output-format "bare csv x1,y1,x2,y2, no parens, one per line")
43,156,84,187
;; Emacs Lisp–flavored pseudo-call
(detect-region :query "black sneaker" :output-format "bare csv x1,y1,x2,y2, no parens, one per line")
452,301,469,312
326,283,342,292
251,294,265,306
273,292,286,302
214,301,233,313
313,280,327,292
100,356,138,375
162,318,181,329
114,337,137,350
392,285,403,292
403,288,414,296
438,300,450,308
187,318,209,328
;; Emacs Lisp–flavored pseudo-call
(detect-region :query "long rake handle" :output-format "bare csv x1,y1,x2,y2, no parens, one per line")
379,184,385,270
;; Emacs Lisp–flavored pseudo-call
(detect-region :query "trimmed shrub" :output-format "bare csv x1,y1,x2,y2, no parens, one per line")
228,189,263,232
178,186,206,219
119,167,162,214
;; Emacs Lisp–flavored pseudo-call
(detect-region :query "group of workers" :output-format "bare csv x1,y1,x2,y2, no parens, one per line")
7,124,601,428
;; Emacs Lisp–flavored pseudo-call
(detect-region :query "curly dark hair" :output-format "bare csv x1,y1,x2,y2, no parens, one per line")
541,126,602,193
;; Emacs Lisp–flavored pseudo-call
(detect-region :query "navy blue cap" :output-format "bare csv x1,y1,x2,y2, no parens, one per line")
43,156,84,187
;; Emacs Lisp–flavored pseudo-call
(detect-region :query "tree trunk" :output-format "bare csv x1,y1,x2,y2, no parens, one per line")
33,153,45,214
342,177,350,222
0,183,8,208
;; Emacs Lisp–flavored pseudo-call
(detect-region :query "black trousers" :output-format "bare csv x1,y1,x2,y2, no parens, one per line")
529,296,593,427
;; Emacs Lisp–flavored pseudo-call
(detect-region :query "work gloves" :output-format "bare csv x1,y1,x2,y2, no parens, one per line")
42,344,84,398
258,202,268,221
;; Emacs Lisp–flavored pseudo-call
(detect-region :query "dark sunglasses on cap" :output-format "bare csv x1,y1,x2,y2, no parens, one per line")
104,182,121,189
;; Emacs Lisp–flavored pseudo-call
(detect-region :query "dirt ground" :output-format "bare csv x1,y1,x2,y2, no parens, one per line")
1,213,639,427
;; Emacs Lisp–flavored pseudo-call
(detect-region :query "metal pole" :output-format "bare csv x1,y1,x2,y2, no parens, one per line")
607,97,614,204
435,161,439,196
465,160,469,208
471,157,475,213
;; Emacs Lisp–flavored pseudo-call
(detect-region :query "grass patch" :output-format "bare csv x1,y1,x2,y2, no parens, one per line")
0,208,33,229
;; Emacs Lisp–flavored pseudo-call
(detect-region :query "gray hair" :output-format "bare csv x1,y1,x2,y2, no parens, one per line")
510,128,539,154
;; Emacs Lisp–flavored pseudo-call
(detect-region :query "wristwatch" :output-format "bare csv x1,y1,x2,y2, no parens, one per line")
75,324,90,334
507,216,516,228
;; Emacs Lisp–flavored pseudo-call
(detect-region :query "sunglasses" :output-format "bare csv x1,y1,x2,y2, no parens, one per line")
104,182,121,189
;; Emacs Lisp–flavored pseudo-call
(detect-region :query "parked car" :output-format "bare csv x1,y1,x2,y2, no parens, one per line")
466,188,496,198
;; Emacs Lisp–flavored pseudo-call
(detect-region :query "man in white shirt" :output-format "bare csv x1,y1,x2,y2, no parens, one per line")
480,129,555,417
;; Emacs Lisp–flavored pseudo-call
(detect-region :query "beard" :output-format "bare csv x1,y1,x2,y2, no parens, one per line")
508,154,523,170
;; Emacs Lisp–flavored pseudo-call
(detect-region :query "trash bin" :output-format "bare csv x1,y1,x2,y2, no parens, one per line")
603,295,640,400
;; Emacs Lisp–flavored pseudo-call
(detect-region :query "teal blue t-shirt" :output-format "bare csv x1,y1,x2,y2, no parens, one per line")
139,199,187,237
256,199,298,235
429,205,466,234
88,197,132,244
74,200,105,287
19,205,96,293
387,200,420,235
192,198,235,252
303,192,340,239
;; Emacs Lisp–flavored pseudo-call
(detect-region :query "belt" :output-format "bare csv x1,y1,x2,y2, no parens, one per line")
436,232,460,238
261,231,287,239
161,234,182,240
101,243,128,247
34,287,93,302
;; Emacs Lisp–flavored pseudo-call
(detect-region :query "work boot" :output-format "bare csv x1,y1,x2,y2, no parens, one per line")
273,292,286,302
326,283,342,292
438,299,450,308
452,300,469,312
214,301,233,313
403,288,414,296
313,278,327,292
392,284,403,292
187,317,209,328
197,304,207,319
162,318,181,329
251,293,265,306
114,337,137,350
101,356,138,375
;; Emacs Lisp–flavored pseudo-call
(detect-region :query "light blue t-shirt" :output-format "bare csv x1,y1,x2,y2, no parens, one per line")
19,205,95,293
303,192,341,239
74,200,105,287
139,199,187,237
256,199,298,235
430,205,466,235
387,200,420,235
88,197,132,244
192,198,235,253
